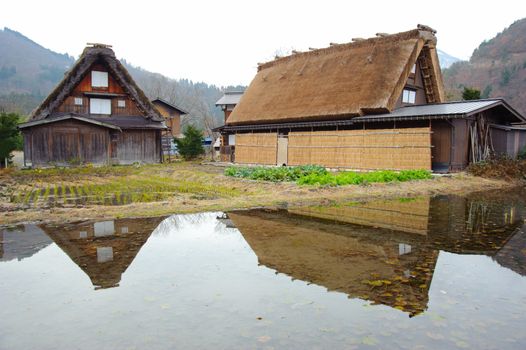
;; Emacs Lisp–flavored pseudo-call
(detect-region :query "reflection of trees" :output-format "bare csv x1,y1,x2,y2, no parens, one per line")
152,212,236,236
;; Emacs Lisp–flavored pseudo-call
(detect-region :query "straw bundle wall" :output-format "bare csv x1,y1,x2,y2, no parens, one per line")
288,127,431,170
289,197,431,235
235,133,277,164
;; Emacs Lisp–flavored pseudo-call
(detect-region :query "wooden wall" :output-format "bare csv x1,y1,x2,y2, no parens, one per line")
235,133,277,165
56,61,143,116
23,120,110,167
287,127,432,170
113,130,161,164
153,102,181,136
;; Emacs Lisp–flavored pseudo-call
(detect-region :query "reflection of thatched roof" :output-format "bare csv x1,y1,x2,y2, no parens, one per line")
229,209,436,317
41,217,163,289
227,27,444,125
29,44,163,122
494,226,526,276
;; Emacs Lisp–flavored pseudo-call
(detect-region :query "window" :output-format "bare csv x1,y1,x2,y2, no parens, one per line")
228,134,236,145
402,89,416,104
74,97,83,106
90,98,112,114
411,64,416,74
117,100,126,108
91,70,108,88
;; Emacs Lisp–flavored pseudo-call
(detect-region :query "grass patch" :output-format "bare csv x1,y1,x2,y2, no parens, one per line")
297,169,432,186
224,165,327,182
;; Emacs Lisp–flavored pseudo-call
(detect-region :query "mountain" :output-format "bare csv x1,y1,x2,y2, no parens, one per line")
437,49,461,69
0,27,242,129
443,18,526,115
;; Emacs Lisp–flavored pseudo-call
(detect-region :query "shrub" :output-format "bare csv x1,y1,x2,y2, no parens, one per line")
0,112,23,168
174,125,205,160
224,165,327,182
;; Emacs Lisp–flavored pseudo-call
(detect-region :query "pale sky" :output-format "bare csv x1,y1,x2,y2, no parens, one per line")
2,0,525,87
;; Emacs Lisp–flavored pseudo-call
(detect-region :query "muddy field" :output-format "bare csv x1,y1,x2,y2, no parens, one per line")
0,162,519,225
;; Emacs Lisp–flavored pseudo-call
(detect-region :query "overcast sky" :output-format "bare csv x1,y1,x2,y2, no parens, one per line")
1,0,525,87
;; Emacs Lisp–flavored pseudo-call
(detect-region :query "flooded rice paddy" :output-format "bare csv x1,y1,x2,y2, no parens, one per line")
1,190,526,349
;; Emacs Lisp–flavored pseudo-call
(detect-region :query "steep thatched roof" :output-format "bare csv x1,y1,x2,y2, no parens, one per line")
29,44,163,122
227,26,445,125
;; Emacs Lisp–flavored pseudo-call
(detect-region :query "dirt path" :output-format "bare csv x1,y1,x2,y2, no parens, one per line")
0,162,519,225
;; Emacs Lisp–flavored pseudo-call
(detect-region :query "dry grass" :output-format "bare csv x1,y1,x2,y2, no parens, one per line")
0,162,518,226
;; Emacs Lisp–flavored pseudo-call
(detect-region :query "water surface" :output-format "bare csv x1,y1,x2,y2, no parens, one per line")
1,190,526,349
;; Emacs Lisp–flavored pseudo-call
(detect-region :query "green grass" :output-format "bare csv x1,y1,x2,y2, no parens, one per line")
225,165,432,186
224,165,327,182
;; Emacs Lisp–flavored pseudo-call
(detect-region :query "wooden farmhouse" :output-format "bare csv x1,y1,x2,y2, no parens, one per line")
151,98,187,138
216,26,526,172
19,44,166,167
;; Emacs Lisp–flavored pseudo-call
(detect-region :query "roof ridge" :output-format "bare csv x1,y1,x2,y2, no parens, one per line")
258,27,436,71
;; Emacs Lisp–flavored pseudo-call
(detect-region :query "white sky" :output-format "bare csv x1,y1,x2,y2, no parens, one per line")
1,0,525,87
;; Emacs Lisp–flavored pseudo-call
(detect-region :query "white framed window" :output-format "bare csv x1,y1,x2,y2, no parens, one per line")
402,89,416,104
74,97,83,106
91,70,108,88
228,134,236,145
117,100,126,108
90,98,112,114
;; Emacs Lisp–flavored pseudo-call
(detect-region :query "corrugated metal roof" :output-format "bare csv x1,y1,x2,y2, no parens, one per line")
215,91,244,106
213,99,525,132
355,99,513,122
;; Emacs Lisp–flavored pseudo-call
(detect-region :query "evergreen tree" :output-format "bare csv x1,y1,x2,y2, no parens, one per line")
174,125,205,160
462,87,481,100
0,112,23,167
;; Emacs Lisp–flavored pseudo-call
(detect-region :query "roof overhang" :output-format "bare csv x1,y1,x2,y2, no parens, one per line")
18,115,122,131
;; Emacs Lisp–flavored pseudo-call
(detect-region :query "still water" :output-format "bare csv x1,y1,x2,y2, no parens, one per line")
1,191,526,349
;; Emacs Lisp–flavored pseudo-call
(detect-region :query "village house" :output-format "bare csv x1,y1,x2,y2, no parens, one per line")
215,91,244,161
215,26,526,172
19,44,166,167
151,98,188,156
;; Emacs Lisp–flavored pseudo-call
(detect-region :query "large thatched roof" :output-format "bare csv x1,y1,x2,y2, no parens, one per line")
29,44,163,122
227,26,444,125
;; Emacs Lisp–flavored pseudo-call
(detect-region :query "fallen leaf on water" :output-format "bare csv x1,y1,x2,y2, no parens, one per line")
257,335,271,343
361,336,379,346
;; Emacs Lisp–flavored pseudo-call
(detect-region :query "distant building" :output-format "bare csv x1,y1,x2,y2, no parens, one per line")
215,91,243,162
151,98,187,139
215,26,526,172
215,91,244,124
151,98,188,156
19,44,166,167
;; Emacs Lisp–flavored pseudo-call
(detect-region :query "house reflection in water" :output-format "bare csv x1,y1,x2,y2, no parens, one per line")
228,191,526,317
0,224,52,262
40,217,164,289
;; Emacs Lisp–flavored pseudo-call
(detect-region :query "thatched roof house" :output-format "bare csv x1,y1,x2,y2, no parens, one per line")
216,26,526,171
19,44,166,167
228,26,443,125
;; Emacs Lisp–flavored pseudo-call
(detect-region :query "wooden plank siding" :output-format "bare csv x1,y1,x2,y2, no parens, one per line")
57,61,142,116
114,130,161,164
23,120,110,166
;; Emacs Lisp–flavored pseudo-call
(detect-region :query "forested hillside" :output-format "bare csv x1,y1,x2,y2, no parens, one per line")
443,18,526,115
